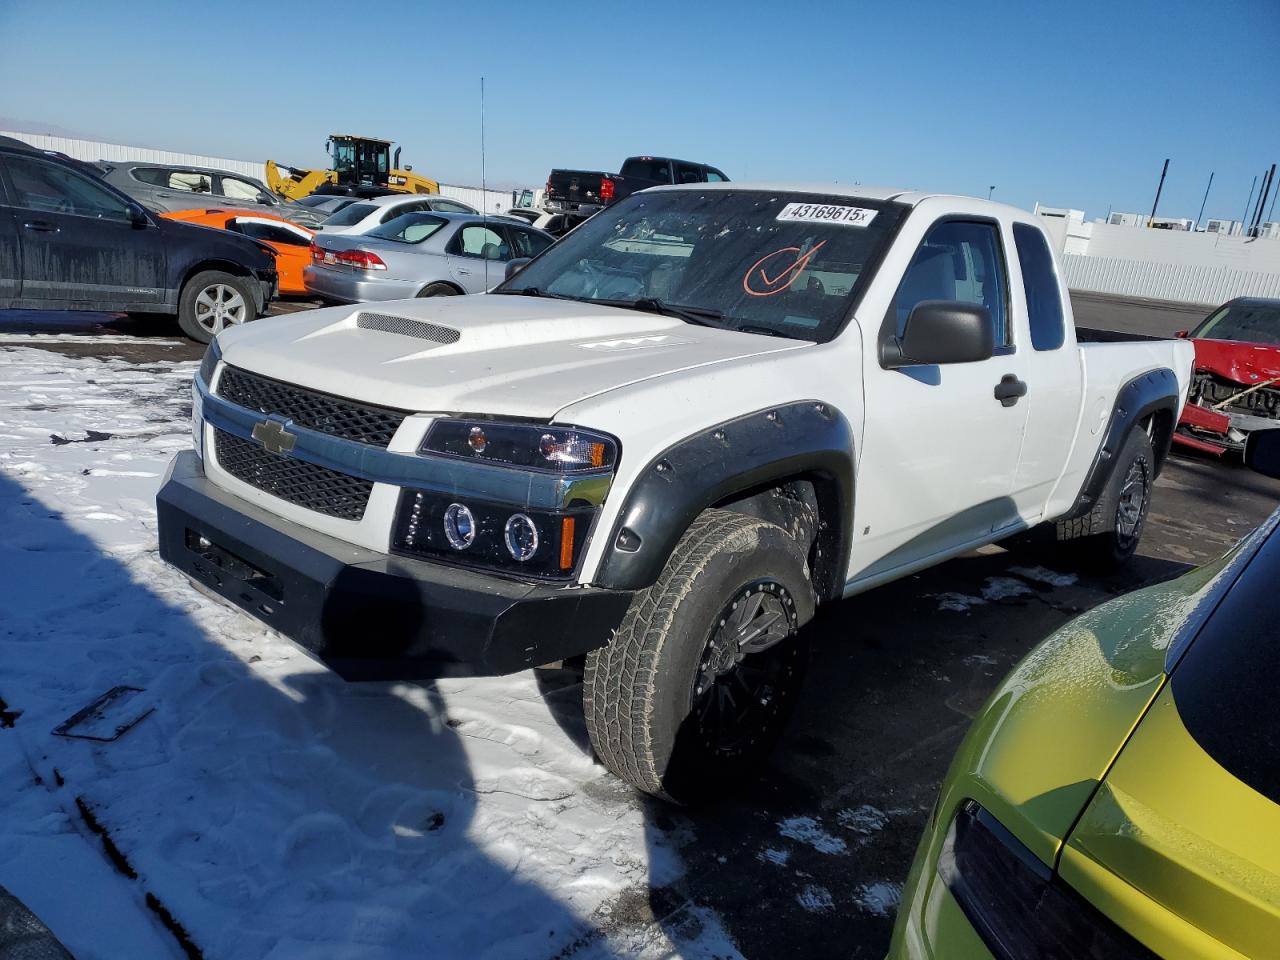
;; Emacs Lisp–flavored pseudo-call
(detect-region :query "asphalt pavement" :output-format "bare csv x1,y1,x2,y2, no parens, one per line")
1,293,1274,958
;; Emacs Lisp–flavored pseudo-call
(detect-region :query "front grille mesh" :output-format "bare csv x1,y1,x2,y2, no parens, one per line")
356,312,461,344
216,366,405,447
214,428,372,521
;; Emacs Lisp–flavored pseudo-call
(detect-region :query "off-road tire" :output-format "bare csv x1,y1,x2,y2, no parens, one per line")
583,509,815,803
1056,427,1155,571
177,271,257,344
416,282,459,298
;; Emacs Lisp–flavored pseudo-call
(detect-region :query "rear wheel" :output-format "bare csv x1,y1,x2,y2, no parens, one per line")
177,271,256,343
583,509,815,803
1056,427,1154,571
416,282,459,298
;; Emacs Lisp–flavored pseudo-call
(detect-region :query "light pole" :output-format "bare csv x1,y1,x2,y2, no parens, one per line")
987,185,995,200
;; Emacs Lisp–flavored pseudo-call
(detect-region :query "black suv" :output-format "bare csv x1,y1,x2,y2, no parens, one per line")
0,137,277,343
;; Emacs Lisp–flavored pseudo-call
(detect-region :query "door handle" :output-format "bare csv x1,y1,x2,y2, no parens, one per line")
23,220,58,233
994,374,1028,407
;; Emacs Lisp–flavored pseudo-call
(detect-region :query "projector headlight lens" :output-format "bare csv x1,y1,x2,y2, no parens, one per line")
504,513,539,562
442,503,476,550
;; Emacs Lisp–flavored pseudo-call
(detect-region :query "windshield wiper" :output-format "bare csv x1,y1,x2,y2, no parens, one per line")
591,297,729,329
494,287,577,301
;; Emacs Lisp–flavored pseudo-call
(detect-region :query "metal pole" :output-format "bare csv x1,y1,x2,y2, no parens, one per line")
1268,180,1279,227
1148,158,1169,226
987,185,995,200
1251,163,1275,236
1195,172,1214,230
1241,176,1258,235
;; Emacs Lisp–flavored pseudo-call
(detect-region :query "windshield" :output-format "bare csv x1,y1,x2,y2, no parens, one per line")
367,212,447,244
497,189,906,342
322,202,377,227
1192,301,1280,346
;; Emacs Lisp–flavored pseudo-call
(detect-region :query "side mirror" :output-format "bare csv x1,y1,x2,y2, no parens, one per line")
505,257,532,281
1174,330,1188,339
882,301,994,368
1245,429,1280,479
128,204,150,228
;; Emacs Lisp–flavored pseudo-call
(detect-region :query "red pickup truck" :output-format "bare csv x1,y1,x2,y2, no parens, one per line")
544,156,729,214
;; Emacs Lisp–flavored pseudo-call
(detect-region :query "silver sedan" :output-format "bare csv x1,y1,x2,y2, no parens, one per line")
303,212,554,302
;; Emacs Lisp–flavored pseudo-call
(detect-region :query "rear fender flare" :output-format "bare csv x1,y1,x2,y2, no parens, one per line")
592,401,854,600
1062,367,1180,520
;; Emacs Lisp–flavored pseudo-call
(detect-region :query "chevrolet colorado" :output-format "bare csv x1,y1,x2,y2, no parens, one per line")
157,183,1193,801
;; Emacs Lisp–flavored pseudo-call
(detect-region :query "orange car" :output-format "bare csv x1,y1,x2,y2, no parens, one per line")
162,209,314,295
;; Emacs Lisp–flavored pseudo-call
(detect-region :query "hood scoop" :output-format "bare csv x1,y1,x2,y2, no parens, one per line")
356,311,461,345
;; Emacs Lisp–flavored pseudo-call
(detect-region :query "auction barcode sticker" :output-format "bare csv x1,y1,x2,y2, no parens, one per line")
776,203,878,227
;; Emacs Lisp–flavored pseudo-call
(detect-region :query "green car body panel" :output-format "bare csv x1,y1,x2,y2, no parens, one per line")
887,537,1254,959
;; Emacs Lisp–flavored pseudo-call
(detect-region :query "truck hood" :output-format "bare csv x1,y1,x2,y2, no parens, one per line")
1191,337,1280,384
216,295,808,418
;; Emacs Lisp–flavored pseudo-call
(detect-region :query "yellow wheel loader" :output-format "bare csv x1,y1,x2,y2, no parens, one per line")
266,135,439,201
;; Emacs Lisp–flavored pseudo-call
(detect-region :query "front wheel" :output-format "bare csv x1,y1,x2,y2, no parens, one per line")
583,510,815,803
1056,427,1155,571
177,271,257,343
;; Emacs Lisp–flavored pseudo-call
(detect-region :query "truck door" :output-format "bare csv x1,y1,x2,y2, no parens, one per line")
849,218,1031,585
0,168,19,299
1007,221,1082,520
1,153,166,306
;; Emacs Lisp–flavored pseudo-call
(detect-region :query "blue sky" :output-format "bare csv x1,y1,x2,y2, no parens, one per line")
2,0,1277,222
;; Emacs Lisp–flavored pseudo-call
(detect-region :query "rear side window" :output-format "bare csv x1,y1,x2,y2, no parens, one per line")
1013,223,1065,351
432,200,475,213
323,202,377,226
133,167,213,194
233,220,310,246
893,220,1009,345
674,163,703,184
619,158,672,182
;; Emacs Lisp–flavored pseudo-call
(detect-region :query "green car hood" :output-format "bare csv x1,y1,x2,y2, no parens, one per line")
936,542,1256,868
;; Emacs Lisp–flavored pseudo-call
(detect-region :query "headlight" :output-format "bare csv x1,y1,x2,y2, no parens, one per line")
198,337,222,386
420,420,617,474
392,490,594,579
939,801,1156,959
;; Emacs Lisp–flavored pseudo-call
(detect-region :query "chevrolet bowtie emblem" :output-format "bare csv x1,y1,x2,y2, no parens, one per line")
251,419,296,455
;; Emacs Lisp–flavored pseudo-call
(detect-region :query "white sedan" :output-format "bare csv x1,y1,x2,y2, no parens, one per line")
315,193,478,236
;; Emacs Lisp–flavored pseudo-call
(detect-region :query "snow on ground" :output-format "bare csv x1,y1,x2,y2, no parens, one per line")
0,347,741,959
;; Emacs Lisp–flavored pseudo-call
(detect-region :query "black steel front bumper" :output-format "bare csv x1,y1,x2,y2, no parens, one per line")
156,450,631,680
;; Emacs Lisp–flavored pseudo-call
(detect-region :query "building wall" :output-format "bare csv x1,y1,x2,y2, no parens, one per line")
3,130,264,179
1062,255,1280,305
4,130,521,214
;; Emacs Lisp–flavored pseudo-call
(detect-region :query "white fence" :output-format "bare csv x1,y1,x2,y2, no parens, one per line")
2,130,264,180
3,130,521,213
1063,254,1280,306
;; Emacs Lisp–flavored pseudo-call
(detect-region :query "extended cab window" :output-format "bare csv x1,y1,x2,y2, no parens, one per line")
499,190,907,343
5,155,133,221
893,220,1009,346
1013,223,1065,350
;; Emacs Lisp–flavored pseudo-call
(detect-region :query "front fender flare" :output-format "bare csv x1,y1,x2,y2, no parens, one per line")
593,401,854,599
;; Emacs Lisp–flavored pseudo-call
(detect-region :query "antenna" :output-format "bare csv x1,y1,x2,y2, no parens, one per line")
480,76,489,288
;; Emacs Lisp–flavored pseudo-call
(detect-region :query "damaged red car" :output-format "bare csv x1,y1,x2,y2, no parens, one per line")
1175,296,1280,455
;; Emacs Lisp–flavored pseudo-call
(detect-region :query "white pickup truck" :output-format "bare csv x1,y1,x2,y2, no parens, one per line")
158,183,1194,801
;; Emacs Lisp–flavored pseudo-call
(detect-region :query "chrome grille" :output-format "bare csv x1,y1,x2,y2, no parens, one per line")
356,312,461,344
214,428,372,521
216,366,405,447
